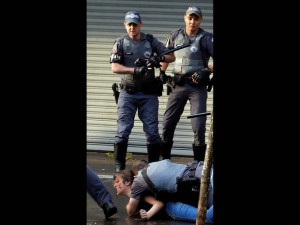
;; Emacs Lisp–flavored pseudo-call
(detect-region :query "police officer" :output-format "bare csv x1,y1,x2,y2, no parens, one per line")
113,160,213,219
87,165,118,218
160,6,214,161
110,11,175,174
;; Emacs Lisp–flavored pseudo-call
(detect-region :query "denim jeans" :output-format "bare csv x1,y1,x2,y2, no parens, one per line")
206,205,214,224
165,202,213,224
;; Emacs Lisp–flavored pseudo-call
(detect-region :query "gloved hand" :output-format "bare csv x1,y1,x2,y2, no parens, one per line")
166,75,175,89
147,55,165,68
134,58,147,67
191,68,211,84
159,71,175,87
134,66,147,79
159,70,168,84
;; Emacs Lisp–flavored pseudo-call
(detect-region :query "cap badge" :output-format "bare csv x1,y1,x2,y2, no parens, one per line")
127,13,139,19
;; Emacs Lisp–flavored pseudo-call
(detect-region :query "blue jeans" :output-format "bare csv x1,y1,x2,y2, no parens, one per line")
86,165,113,207
165,202,213,224
206,205,214,224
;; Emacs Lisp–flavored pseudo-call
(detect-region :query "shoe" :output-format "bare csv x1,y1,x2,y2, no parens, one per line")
101,201,117,219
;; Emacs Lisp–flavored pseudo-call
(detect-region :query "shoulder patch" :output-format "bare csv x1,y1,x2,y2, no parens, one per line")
112,42,118,53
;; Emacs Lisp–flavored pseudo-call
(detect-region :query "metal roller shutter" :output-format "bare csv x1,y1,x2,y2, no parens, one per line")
87,0,213,156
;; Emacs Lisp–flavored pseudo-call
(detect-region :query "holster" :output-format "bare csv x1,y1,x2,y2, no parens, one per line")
112,83,120,104
175,160,200,207
123,83,137,94
174,73,184,85
175,177,200,207
166,85,173,95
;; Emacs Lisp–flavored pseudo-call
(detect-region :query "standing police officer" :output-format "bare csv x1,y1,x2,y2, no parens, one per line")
87,165,118,218
160,6,213,161
110,11,175,173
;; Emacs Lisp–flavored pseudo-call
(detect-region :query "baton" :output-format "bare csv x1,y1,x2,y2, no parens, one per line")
158,43,191,58
187,112,211,119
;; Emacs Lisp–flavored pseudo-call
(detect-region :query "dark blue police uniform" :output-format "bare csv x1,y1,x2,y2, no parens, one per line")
110,32,169,171
161,28,213,161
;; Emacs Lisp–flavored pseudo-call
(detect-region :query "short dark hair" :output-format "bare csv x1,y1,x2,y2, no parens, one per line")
114,169,134,184
132,159,149,175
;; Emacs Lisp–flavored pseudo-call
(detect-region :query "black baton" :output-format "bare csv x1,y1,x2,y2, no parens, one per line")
187,112,211,119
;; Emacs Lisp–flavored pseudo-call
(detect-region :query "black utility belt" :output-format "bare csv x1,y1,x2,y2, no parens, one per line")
120,79,163,96
181,76,194,84
175,74,206,86
120,83,143,94
174,74,194,85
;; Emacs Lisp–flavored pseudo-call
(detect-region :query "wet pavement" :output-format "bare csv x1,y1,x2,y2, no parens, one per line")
86,151,196,225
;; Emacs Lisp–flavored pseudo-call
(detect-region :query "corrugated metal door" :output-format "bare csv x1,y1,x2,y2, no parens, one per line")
87,0,213,156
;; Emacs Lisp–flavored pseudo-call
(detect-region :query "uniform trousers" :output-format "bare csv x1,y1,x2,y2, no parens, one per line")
115,90,160,144
86,165,113,207
161,83,207,146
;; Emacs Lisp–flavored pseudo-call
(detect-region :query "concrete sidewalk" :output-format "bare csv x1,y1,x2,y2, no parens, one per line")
86,151,195,225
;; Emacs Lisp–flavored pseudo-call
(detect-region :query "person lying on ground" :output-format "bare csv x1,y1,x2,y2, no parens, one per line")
113,159,213,222
132,159,214,223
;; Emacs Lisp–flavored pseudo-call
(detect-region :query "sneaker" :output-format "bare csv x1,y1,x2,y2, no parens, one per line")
101,201,117,219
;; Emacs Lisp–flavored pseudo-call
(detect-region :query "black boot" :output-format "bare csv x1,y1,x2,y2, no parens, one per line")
114,142,128,173
192,143,207,162
147,143,161,163
101,201,117,219
160,141,173,160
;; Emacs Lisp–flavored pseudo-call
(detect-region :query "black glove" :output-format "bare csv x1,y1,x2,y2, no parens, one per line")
134,58,147,67
191,68,211,85
147,55,165,68
160,71,175,87
159,70,168,84
166,75,175,89
134,66,147,79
